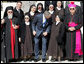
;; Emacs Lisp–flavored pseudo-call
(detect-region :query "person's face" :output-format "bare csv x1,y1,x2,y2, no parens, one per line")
31,6,36,13
38,5,42,11
16,3,22,9
7,10,13,19
69,7,76,15
7,10,13,16
57,1,62,8
49,5,54,11
55,16,60,22
25,16,29,22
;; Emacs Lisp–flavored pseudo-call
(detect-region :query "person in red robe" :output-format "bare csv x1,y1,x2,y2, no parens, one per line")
1,6,19,63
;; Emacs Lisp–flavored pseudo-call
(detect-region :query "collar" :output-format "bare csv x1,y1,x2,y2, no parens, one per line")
56,7,61,10
38,10,42,13
25,22,30,25
56,21,60,25
30,11,35,16
49,10,54,14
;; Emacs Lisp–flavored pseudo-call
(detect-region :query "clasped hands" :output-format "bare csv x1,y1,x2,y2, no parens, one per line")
68,27,76,31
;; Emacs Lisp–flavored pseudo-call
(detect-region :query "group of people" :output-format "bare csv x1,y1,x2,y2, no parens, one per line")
1,1,83,63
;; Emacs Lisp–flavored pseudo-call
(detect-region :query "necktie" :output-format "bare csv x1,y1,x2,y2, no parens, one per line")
43,18,46,27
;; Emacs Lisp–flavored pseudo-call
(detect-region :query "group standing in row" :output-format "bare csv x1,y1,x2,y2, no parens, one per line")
1,1,83,63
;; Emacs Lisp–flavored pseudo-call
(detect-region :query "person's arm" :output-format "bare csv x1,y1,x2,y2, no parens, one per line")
1,19,5,24
74,15,83,30
45,25,51,33
13,18,19,30
57,23,65,45
32,15,38,31
58,9,64,21
64,16,69,30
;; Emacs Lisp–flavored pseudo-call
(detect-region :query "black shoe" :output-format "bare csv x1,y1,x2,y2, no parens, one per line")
42,59,46,62
28,58,33,62
51,58,56,62
34,58,40,62
68,59,74,61
24,58,27,62
73,59,78,61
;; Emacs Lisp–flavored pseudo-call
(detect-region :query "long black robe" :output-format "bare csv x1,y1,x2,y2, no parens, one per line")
1,17,19,62
64,13,83,59
13,7,24,57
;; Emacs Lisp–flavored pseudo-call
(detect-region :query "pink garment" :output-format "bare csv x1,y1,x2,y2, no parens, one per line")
68,2,76,8
68,22,83,55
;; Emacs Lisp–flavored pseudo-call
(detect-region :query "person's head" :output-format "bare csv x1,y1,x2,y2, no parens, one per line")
6,6,13,19
69,7,76,15
55,15,60,22
37,3,44,11
16,1,22,9
49,4,54,11
24,15,30,22
68,2,76,15
57,1,62,8
29,5,36,13
44,11,51,19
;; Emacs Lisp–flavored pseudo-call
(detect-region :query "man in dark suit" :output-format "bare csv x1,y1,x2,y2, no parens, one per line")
45,1,57,11
32,11,51,62
13,1,24,58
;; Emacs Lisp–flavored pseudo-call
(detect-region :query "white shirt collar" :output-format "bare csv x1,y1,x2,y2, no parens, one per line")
38,10,42,13
30,11,35,16
25,22,30,25
43,14,46,23
56,21,60,25
56,7,61,10
49,10,54,14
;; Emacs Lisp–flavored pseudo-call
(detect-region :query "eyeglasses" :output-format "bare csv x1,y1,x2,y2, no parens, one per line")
8,11,13,13
69,8,75,10
25,18,29,19
49,7,54,8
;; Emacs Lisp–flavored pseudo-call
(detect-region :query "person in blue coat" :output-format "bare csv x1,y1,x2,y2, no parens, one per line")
32,11,51,62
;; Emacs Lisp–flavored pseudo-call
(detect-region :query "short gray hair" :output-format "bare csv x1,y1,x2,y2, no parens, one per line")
44,11,51,17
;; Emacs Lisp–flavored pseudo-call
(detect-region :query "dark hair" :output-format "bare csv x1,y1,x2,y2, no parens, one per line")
36,3,44,12
29,4,36,12
17,1,22,4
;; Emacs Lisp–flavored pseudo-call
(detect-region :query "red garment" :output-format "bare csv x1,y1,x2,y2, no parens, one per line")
10,19,15,59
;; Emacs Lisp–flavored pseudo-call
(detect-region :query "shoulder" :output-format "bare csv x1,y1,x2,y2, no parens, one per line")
13,17,19,21
13,7,17,11
20,9,24,13
4,16,8,20
35,14,42,18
